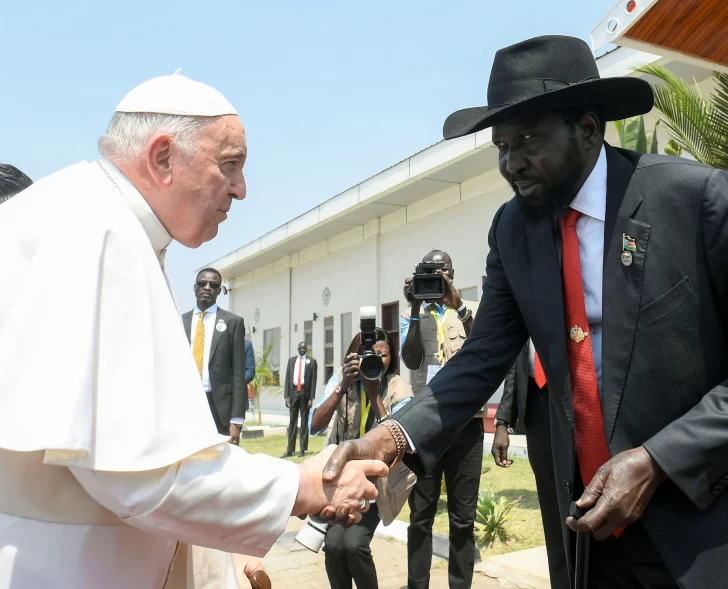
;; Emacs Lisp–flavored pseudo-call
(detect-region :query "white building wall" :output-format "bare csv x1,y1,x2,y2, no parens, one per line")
231,268,291,415
231,174,515,415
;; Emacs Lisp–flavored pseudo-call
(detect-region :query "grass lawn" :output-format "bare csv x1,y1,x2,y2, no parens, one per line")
240,433,544,555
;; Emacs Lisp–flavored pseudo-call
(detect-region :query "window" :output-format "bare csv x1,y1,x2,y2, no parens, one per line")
303,320,313,349
324,316,334,382
341,312,352,358
459,286,478,302
381,302,400,374
263,327,281,385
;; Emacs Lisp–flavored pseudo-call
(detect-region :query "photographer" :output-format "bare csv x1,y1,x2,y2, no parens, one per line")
309,328,413,589
401,249,482,589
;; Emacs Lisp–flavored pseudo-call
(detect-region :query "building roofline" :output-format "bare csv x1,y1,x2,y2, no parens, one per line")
203,46,665,278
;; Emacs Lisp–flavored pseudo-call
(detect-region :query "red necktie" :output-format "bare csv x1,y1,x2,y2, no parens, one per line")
562,209,622,536
296,357,303,392
533,351,547,389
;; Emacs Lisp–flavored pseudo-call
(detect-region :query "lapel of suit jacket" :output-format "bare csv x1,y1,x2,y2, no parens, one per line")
601,146,651,443
209,308,225,362
525,216,571,425
182,312,193,344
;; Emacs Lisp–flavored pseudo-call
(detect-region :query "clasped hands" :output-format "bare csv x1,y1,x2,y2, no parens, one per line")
302,426,667,533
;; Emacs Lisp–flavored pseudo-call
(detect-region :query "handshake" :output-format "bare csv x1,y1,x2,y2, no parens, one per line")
292,426,401,527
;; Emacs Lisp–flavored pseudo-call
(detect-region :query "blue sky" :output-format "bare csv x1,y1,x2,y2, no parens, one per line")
0,0,617,312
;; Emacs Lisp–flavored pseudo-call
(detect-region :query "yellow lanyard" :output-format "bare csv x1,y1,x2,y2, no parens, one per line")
360,384,371,438
430,306,453,363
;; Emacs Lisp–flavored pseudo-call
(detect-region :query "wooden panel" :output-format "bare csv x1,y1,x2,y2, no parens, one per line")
625,0,728,67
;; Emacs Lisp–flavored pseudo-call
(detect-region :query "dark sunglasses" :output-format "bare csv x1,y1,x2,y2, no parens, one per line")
196,280,221,290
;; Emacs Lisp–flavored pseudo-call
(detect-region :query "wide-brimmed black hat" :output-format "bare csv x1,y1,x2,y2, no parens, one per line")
443,35,654,140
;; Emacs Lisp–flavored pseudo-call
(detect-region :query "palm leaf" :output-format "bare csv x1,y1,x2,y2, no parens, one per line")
648,119,659,154
634,63,728,170
614,119,626,148
633,116,647,153
709,71,728,170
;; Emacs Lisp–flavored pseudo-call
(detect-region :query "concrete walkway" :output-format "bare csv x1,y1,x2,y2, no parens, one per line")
254,517,551,589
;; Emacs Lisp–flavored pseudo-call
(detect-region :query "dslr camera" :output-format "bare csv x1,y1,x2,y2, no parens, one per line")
358,306,384,381
410,261,446,300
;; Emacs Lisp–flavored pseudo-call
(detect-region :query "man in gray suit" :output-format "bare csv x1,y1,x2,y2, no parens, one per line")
321,36,728,589
283,342,317,457
182,268,246,445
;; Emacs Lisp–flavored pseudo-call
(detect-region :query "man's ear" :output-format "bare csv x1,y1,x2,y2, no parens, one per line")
146,134,174,186
580,112,602,151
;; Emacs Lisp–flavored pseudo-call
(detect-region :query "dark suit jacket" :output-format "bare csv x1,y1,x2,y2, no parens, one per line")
394,146,728,589
284,355,318,402
182,308,247,426
497,342,529,434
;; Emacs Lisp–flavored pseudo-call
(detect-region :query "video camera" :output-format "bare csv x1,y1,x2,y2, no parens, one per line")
358,306,384,381
410,261,446,300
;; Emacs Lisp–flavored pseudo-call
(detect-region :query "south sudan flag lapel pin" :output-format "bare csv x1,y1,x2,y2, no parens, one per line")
621,234,637,267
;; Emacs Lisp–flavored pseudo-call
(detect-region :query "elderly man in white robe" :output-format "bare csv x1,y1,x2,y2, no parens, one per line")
0,74,387,589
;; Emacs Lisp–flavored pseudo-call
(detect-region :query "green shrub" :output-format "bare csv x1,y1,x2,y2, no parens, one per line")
475,489,518,547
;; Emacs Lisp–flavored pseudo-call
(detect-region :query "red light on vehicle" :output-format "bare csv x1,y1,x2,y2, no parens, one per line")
626,0,637,13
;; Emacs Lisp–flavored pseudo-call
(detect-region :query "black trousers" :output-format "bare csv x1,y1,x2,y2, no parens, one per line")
407,418,484,589
286,394,310,454
324,503,380,589
524,379,571,589
587,522,679,589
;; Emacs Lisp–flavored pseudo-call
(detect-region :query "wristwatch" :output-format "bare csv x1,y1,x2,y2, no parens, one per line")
494,418,509,428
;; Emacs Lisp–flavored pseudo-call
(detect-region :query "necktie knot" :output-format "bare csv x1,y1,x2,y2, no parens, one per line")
562,208,581,229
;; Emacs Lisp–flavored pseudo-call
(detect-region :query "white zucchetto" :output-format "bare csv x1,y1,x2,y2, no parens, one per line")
115,73,238,117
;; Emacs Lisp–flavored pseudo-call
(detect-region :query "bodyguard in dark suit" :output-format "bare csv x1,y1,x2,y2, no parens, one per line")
322,36,728,589
182,268,246,445
493,342,569,589
283,342,317,457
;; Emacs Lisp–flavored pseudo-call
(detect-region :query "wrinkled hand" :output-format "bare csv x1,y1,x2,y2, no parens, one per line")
232,555,269,589
317,426,399,527
491,424,513,467
293,445,389,527
567,446,666,540
229,423,242,446
436,270,462,310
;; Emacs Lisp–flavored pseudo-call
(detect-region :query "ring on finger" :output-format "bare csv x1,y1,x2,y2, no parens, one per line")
359,498,370,512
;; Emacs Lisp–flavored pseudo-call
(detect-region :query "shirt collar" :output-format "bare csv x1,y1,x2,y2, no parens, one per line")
424,302,448,312
194,304,218,316
98,157,173,257
568,145,607,222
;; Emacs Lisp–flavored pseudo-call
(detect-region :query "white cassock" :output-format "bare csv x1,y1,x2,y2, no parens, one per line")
0,158,298,588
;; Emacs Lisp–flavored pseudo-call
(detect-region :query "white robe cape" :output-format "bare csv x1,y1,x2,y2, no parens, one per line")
0,160,298,588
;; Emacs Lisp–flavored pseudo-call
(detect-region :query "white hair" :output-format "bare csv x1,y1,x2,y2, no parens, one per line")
98,112,212,161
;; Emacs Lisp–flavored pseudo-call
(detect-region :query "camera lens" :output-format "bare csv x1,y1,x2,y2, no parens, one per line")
359,353,384,381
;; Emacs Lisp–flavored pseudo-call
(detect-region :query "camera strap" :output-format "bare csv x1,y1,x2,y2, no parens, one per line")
359,383,371,438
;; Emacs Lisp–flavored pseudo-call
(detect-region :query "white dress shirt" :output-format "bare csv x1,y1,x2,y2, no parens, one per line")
293,354,306,386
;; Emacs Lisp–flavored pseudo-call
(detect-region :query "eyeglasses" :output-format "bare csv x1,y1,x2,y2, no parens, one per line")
196,280,221,289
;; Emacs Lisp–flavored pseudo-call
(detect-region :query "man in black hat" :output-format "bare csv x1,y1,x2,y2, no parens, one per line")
320,35,728,589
